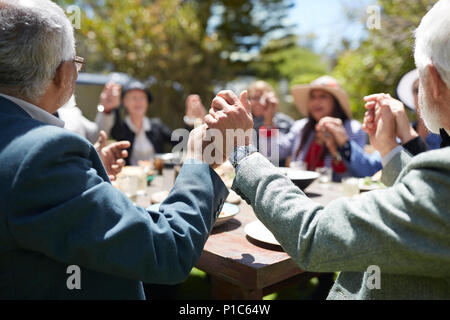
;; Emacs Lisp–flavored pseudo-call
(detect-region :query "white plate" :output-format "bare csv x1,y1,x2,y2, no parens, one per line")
219,202,240,218
214,203,239,227
358,178,385,192
244,220,280,246
147,202,239,227
226,189,241,205
277,168,320,180
154,153,176,161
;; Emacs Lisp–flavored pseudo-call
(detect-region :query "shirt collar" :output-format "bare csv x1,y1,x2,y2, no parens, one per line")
0,93,65,128
440,129,450,148
124,116,151,134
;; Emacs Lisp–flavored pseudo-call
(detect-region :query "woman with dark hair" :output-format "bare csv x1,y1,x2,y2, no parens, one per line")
280,76,382,180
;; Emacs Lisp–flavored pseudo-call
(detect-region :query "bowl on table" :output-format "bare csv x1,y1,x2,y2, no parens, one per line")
277,168,320,191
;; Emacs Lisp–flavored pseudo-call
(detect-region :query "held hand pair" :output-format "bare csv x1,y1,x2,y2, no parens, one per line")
187,90,254,168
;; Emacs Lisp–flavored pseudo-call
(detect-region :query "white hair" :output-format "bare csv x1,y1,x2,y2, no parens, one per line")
414,0,450,88
0,0,76,101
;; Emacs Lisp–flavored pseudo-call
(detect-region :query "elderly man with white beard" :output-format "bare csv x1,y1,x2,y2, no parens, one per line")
205,0,450,299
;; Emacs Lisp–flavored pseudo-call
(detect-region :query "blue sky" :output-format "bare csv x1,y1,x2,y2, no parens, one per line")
288,0,377,54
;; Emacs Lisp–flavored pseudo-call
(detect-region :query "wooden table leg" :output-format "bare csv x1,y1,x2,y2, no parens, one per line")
240,288,264,300
211,277,263,300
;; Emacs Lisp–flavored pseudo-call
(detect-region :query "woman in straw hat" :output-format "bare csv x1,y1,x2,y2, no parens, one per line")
280,76,382,180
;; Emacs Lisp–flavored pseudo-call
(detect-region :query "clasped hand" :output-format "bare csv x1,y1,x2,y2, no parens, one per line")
315,117,349,157
362,93,418,158
186,90,254,168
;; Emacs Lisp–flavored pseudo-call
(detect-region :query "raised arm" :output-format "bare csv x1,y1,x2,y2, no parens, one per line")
8,127,228,285
203,89,449,279
95,82,122,136
232,152,450,277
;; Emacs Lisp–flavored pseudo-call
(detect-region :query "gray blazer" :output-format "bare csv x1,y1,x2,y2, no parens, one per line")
232,149,450,300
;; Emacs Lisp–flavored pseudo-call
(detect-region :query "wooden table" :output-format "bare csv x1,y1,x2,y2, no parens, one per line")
147,169,346,300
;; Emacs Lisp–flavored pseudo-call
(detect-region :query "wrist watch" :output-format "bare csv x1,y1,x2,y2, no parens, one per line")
229,145,258,169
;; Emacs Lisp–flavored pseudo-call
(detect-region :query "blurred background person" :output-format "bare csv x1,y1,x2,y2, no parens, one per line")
281,76,382,180
96,81,176,166
58,95,100,144
396,69,442,151
95,82,208,299
56,95,131,181
248,80,295,166
184,94,207,129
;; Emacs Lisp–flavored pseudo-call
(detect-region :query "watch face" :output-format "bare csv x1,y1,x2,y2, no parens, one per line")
230,145,257,168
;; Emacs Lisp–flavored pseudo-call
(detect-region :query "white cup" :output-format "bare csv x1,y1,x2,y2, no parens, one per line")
316,167,332,183
342,177,360,197
290,161,307,171
117,175,139,198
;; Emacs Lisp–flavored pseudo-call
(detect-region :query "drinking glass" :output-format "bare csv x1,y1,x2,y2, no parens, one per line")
289,160,307,171
162,168,175,191
117,175,139,198
316,167,332,184
342,177,360,197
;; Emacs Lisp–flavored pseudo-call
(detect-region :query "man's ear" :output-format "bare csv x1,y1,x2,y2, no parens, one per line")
427,63,445,99
53,61,73,90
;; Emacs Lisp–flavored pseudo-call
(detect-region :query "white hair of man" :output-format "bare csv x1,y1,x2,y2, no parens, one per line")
414,0,450,87
0,0,75,101
414,0,450,133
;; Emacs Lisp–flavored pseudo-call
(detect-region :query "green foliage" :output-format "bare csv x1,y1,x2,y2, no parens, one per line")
56,0,294,129
333,0,438,120
251,35,331,119
253,35,329,84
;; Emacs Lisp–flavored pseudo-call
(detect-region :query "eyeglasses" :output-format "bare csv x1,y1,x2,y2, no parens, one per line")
73,56,86,72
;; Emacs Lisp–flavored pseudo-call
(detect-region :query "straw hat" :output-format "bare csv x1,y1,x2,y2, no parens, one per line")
396,69,418,111
291,76,352,119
